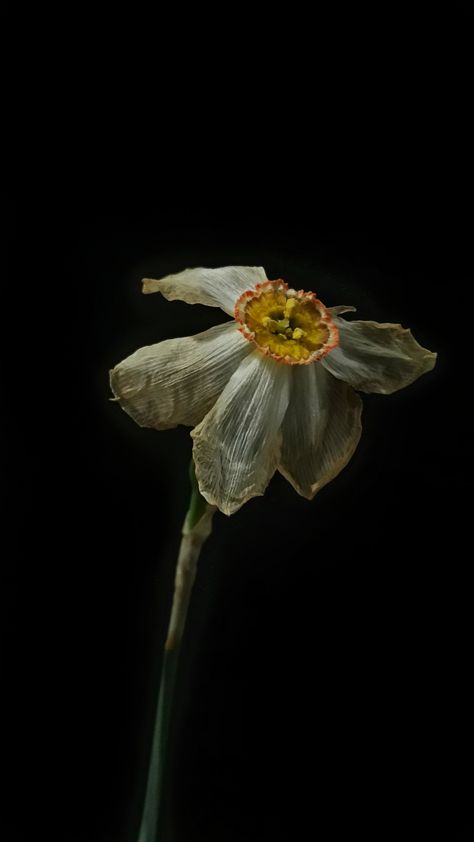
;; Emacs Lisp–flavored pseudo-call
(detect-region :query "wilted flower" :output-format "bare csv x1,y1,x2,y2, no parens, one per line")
110,266,436,515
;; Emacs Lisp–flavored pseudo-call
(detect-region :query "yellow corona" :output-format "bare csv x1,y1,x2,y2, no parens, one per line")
234,280,339,364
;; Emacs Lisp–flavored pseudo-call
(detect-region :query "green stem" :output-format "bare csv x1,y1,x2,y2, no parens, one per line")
137,463,215,842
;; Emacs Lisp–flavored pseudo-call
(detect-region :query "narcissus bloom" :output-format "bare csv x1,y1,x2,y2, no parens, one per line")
110,266,436,515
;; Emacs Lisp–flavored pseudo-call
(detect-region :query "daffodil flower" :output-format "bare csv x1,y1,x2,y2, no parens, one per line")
110,266,436,515
111,266,437,841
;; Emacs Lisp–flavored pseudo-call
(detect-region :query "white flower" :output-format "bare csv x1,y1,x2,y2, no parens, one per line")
110,266,436,515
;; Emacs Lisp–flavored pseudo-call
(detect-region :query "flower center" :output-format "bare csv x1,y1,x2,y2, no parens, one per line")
234,280,339,364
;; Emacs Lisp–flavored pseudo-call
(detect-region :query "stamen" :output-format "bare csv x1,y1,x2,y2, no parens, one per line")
263,315,290,333
292,327,305,340
234,280,339,365
284,298,297,318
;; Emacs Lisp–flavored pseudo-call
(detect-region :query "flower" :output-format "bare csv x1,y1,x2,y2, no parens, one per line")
110,266,436,515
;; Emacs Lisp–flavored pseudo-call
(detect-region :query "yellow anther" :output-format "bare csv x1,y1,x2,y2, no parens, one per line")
292,327,305,340
284,298,298,318
263,315,290,333
262,316,278,331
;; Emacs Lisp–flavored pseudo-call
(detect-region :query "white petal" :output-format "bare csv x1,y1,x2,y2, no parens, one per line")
191,352,291,515
321,318,437,394
328,304,357,317
142,266,267,316
110,322,251,430
279,364,362,499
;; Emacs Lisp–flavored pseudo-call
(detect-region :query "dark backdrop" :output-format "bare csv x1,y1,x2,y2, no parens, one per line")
4,12,473,833
5,193,471,841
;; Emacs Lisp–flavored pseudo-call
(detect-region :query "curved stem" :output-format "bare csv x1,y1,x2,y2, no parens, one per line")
138,466,215,842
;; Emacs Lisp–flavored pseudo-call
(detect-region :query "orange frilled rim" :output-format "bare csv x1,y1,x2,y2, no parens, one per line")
234,279,339,365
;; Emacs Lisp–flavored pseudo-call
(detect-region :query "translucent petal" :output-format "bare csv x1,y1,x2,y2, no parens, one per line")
191,352,291,515
143,266,267,316
328,304,357,317
279,363,362,499
110,322,251,430
321,318,437,394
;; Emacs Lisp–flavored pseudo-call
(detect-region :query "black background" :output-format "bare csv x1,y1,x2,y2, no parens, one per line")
4,8,473,841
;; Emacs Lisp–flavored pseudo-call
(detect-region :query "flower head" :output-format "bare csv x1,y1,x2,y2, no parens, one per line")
110,266,436,515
